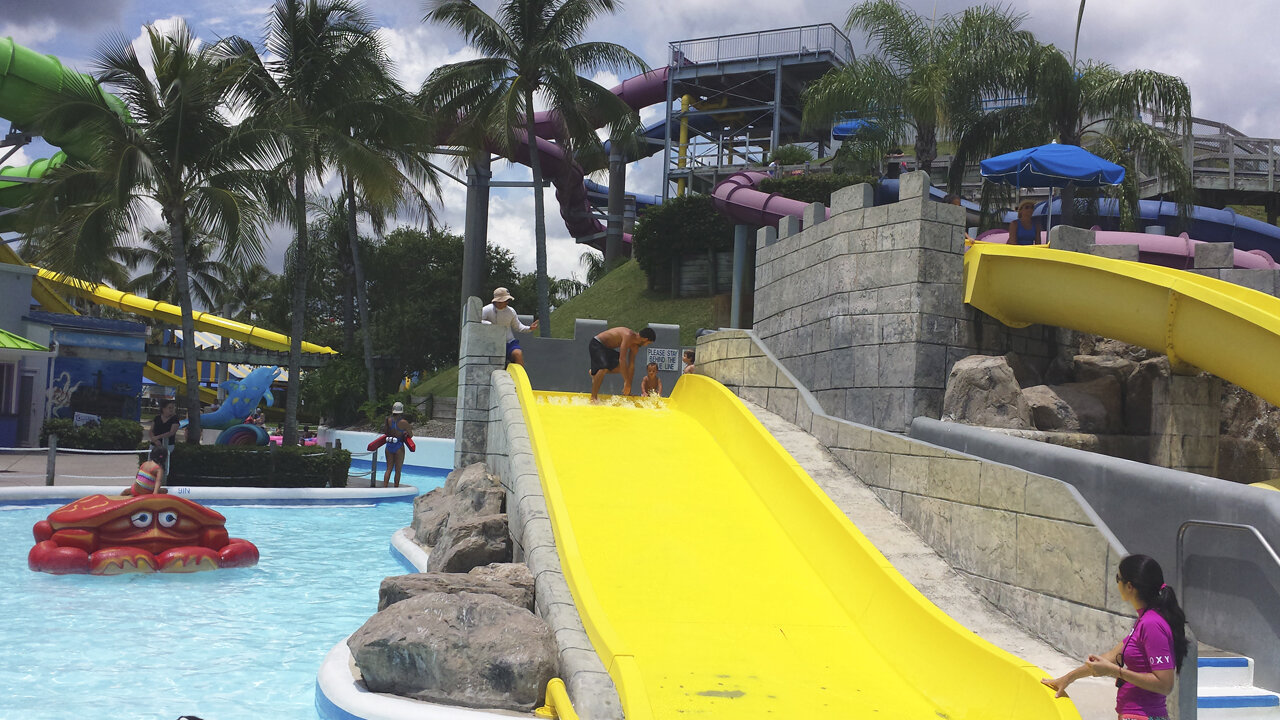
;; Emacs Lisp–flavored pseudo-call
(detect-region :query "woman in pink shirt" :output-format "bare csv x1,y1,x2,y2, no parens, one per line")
1041,554,1188,719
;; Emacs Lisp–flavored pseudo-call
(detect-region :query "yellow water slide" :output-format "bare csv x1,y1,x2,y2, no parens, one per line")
964,242,1280,408
510,366,1076,719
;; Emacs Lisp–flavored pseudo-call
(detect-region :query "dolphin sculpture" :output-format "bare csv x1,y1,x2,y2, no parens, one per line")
196,366,281,430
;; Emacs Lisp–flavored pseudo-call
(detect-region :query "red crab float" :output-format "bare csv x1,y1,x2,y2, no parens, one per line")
28,494,259,575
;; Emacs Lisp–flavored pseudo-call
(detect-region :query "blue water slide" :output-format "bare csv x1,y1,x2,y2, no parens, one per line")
583,178,662,210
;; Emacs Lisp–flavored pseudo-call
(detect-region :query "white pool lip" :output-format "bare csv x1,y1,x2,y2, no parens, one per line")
0,485,421,504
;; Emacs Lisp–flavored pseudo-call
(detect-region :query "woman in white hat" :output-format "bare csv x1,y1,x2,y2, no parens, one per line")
482,287,539,366
381,401,412,487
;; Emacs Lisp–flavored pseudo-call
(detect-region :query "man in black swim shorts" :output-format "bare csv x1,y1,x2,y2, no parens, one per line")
589,326,656,402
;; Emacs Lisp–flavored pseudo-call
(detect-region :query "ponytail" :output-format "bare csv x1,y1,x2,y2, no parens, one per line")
1119,554,1189,672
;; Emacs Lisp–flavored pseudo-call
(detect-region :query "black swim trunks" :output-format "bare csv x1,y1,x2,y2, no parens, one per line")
589,337,620,373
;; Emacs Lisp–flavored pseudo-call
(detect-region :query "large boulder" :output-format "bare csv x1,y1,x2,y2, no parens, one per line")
1023,377,1123,433
379,564,535,611
348,591,558,712
941,355,1033,429
412,463,505,547
427,515,513,572
1074,354,1137,388
1003,351,1043,390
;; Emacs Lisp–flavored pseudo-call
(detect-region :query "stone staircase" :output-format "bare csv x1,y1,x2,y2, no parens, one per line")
1200,655,1280,719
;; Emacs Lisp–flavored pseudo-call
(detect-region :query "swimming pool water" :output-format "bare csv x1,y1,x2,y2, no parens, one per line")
0,493,433,720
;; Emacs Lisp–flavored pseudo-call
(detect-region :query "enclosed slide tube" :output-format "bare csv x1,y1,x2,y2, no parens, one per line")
496,67,669,250
510,364,1078,719
965,242,1280,408
0,37,129,219
711,170,832,228
973,229,1278,270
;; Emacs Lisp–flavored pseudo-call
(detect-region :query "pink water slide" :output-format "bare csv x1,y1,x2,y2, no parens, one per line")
711,170,832,229
495,67,670,249
974,228,1278,269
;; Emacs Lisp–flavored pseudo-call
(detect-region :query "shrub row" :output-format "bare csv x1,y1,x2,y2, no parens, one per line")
757,172,878,206
169,444,351,488
40,418,143,450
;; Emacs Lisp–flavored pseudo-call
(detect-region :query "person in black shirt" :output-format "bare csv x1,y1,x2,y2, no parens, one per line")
150,400,181,448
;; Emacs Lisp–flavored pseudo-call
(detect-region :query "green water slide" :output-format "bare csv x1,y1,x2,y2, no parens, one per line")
0,37,127,219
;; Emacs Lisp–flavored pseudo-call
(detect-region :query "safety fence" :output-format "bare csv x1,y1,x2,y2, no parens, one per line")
0,434,145,486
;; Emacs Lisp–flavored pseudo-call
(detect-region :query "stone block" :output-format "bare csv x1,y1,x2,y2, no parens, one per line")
924,456,981,504
742,355,778,387
1015,514,1110,606
949,503,1017,584
900,494,952,555
1047,225,1095,253
778,214,801,239
878,343,917,387
920,249,960,283
794,397,815,432
862,205,890,230
994,583,1130,663
810,415,840,448
845,388,875,425
888,453,929,494
1220,268,1277,295
767,387,799,423
740,384,769,407
853,450,892,486
836,421,873,450
1023,473,1092,523
934,202,966,229
1193,241,1234,269
870,486,903,513
1091,244,1140,262
898,170,929,200
978,463,1027,512
803,202,827,228
566,671,623,720
879,313,920,344
832,183,875,213
757,225,778,250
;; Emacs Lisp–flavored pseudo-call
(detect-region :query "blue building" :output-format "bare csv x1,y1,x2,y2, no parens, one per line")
24,311,148,422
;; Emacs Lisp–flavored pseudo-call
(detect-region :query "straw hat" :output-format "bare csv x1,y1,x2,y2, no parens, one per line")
492,287,514,303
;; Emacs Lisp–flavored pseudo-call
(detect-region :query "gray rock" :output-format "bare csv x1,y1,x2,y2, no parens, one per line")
427,514,513,572
469,562,536,601
941,355,1033,429
379,569,535,611
1023,385,1079,432
1024,377,1123,433
1073,354,1137,388
349,591,558,712
411,463,505,547
1003,351,1043,390
1086,337,1155,363
1125,357,1170,434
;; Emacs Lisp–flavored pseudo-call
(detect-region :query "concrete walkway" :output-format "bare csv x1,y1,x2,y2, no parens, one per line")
0,448,138,488
742,399,1118,720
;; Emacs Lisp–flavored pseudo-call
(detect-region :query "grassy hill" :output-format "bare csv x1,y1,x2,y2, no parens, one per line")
412,260,716,397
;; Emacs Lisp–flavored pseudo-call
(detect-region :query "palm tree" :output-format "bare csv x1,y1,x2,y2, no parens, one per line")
215,262,277,325
580,250,606,285
119,228,230,308
221,0,401,444
24,21,275,443
947,37,1193,228
803,0,1033,173
420,0,646,337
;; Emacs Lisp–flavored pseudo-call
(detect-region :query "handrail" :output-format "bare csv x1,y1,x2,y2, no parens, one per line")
1176,520,1280,600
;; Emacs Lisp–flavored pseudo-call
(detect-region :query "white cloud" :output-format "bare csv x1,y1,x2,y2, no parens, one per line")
0,21,59,46
376,25,482,91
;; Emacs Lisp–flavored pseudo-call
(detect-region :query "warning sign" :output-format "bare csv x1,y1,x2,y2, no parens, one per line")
647,347,680,372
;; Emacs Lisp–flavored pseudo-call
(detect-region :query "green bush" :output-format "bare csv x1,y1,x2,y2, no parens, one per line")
632,193,734,289
758,173,877,206
766,144,814,166
40,417,144,450
169,444,351,488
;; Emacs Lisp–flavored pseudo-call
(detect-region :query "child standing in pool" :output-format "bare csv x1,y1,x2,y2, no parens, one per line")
125,446,167,496
640,362,663,396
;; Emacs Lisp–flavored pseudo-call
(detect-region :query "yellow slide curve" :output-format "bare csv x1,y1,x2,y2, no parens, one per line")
964,242,1280,409
511,365,1076,719
2,243,334,395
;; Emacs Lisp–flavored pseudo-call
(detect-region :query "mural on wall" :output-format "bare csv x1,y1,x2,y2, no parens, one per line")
46,371,82,419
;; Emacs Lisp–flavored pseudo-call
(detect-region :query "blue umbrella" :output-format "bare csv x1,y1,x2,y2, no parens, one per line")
981,142,1125,232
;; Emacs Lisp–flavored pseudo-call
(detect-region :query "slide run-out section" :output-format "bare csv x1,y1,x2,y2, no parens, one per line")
964,242,1280,408
510,366,1075,720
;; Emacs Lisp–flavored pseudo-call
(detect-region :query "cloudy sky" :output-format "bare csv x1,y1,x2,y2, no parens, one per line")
3,0,1279,283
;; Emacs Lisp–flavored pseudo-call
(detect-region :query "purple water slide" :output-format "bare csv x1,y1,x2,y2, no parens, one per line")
494,67,670,250
711,171,832,228
973,228,1278,269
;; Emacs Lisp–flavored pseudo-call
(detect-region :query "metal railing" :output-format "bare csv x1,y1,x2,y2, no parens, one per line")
1176,519,1280,600
670,24,853,67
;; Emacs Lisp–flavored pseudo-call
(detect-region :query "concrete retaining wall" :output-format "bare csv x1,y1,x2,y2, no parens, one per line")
482,370,623,720
696,329,1133,662
910,416,1280,692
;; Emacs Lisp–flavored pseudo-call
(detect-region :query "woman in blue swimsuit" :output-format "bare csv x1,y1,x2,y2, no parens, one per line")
1007,199,1041,245
381,402,412,488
